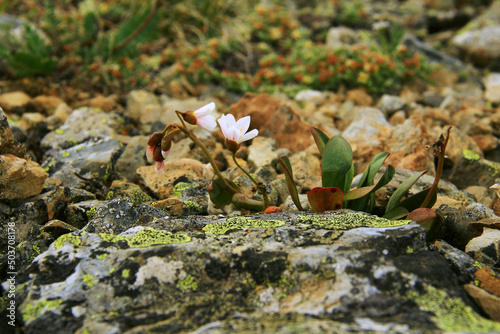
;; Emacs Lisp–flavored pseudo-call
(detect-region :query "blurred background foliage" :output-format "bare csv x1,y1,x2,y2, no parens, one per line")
0,0,432,96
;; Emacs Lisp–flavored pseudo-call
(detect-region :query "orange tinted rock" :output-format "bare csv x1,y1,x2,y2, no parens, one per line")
0,91,31,111
230,93,313,153
0,154,47,200
31,95,65,114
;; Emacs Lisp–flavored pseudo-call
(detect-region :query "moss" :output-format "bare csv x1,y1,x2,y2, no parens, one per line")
407,285,500,332
203,217,285,235
177,274,198,291
122,269,130,278
297,212,410,230
22,299,63,321
53,233,83,250
173,182,198,197
462,149,480,162
99,227,190,248
82,274,96,287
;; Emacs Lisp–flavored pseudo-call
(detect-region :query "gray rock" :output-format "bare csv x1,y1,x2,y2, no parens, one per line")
484,72,500,103
466,227,500,267
449,150,500,189
9,211,500,333
433,240,479,284
376,94,406,117
40,107,124,151
41,137,124,189
342,107,393,148
452,25,500,70
325,26,358,49
114,135,149,183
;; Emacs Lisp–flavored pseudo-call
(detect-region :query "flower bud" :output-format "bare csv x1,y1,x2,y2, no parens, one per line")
153,145,164,163
181,110,197,125
147,132,164,147
161,136,172,152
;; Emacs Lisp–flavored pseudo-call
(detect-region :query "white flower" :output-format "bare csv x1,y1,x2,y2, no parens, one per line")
193,102,217,131
218,114,258,144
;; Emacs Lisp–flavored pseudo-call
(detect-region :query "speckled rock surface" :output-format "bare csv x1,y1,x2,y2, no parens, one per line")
6,210,500,333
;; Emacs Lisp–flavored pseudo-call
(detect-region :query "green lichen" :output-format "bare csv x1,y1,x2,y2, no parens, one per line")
97,253,108,260
53,233,83,250
177,274,198,291
82,274,96,287
61,151,70,158
462,149,480,162
184,200,204,215
32,244,40,255
66,138,78,145
109,268,115,274
486,161,499,178
407,285,500,332
99,227,190,248
203,217,285,235
173,182,198,197
86,207,98,219
297,212,411,230
55,128,64,135
122,269,130,278
22,299,63,321
106,191,115,200
473,261,483,269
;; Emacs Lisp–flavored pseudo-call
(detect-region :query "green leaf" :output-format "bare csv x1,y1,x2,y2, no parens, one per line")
278,156,303,211
385,170,427,214
208,178,241,206
310,127,330,156
383,206,409,220
395,187,437,212
344,163,354,195
322,136,353,189
350,165,395,211
307,187,343,213
358,152,390,188
231,193,265,211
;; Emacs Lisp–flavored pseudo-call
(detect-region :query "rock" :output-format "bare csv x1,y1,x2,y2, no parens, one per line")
114,135,149,183
41,138,124,189
471,134,498,152
247,137,277,169
0,107,29,159
433,240,478,284
230,93,313,153
451,26,500,70
136,158,204,199
464,283,500,321
345,88,373,106
484,73,500,103
449,150,500,189
376,94,406,117
8,211,500,333
422,91,444,108
325,26,358,49
40,107,125,151
65,199,105,229
126,89,160,122
294,90,326,105
0,154,47,200
465,228,500,267
30,95,64,114
88,94,117,112
0,91,31,113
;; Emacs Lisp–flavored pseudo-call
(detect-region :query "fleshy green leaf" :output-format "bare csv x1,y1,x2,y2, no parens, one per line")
383,206,410,220
322,136,353,189
385,170,427,214
307,187,343,213
278,156,303,211
209,178,241,206
344,163,354,195
311,127,330,156
358,152,390,188
350,165,395,211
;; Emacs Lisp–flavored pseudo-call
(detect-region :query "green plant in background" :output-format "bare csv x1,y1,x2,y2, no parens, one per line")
279,127,451,240
0,23,57,77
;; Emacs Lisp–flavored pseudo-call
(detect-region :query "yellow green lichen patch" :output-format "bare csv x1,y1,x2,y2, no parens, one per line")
408,285,500,332
97,253,108,260
462,149,480,162
203,217,285,235
173,182,198,197
99,227,190,248
122,269,130,278
82,274,96,287
55,128,64,135
22,299,63,321
298,212,411,230
177,274,198,291
53,233,83,250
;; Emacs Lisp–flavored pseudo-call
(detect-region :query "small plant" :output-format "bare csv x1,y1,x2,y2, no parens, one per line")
279,127,451,239
146,102,270,212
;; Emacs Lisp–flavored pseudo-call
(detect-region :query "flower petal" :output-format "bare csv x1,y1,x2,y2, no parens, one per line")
218,114,236,139
235,116,250,135
197,114,217,131
194,102,215,117
146,145,155,163
239,129,259,143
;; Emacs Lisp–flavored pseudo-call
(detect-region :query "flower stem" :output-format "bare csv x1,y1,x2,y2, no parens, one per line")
232,153,270,208
170,117,240,194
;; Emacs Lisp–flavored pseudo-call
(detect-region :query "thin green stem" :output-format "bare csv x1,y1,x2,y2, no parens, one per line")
172,122,240,194
232,153,270,208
